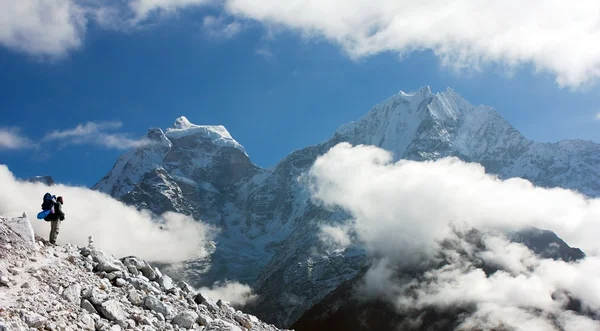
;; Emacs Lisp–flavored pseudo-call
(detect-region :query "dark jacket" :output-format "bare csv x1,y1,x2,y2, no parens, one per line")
44,201,65,222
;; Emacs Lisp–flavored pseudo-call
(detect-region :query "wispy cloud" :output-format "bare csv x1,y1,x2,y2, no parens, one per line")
203,15,243,40
596,112,600,120
45,121,150,150
128,0,211,23
0,128,34,150
256,46,275,60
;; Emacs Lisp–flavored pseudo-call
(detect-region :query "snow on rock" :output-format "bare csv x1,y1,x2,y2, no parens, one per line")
0,215,291,331
92,87,600,328
166,116,247,156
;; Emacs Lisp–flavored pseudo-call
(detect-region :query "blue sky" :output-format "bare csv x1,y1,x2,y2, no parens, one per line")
1,1,600,187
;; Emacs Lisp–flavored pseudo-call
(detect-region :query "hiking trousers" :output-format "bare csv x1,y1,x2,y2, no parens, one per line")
49,220,60,244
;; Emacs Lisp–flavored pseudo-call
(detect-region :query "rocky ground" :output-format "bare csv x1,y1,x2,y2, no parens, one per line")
0,214,292,331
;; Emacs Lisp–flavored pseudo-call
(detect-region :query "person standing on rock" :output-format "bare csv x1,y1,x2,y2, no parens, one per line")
44,196,65,244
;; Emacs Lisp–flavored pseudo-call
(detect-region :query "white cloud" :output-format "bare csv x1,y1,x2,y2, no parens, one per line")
224,0,600,87
308,143,600,260
318,224,352,251
198,280,258,306
0,164,212,263
307,142,600,329
203,15,243,39
0,128,33,150
0,0,87,57
596,112,600,120
45,121,150,150
5,0,600,88
129,0,211,23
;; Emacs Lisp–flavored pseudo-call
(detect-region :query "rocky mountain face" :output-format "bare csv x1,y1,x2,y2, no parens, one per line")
92,87,600,327
24,176,55,186
291,226,589,331
0,214,289,331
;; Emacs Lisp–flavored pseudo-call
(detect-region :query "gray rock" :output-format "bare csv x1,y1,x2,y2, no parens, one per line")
193,292,208,304
80,313,95,330
172,310,198,329
127,289,143,306
115,278,127,287
130,278,161,294
153,267,163,280
0,275,9,287
158,274,174,291
178,281,194,294
80,246,91,256
197,313,213,326
62,283,82,305
22,311,46,328
121,256,156,280
6,215,35,246
81,299,97,314
94,253,124,273
127,265,139,276
100,278,111,290
234,314,253,329
143,296,176,320
99,300,128,322
83,287,107,305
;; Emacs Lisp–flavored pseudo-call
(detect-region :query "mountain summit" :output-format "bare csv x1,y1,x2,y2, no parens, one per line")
93,87,600,327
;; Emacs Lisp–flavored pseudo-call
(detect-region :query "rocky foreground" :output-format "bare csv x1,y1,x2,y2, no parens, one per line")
0,215,292,331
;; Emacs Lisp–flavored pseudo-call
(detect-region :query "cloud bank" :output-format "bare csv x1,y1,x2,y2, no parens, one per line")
225,0,600,87
3,0,600,87
308,142,600,330
0,164,211,263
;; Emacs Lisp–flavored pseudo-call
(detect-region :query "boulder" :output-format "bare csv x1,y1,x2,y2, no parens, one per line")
99,300,128,322
80,313,95,330
130,278,162,294
234,314,253,329
143,296,176,320
62,283,82,305
121,256,157,280
159,274,174,291
172,310,198,329
22,311,46,328
95,257,124,273
83,287,107,305
178,281,194,294
81,299,98,314
127,289,143,306
6,216,35,247
197,313,213,326
193,292,208,305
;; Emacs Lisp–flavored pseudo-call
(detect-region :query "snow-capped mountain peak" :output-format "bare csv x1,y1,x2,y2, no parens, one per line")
173,115,194,129
166,116,247,155
94,87,600,328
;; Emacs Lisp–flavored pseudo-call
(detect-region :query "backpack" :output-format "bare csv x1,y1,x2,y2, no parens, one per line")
41,193,55,211
36,193,55,220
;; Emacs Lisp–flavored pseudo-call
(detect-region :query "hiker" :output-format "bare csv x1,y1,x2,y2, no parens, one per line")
44,196,65,244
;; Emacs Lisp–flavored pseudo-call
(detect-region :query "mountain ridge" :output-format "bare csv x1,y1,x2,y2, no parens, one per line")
92,86,600,327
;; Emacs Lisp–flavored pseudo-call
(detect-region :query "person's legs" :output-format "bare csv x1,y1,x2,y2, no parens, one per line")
49,219,60,244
